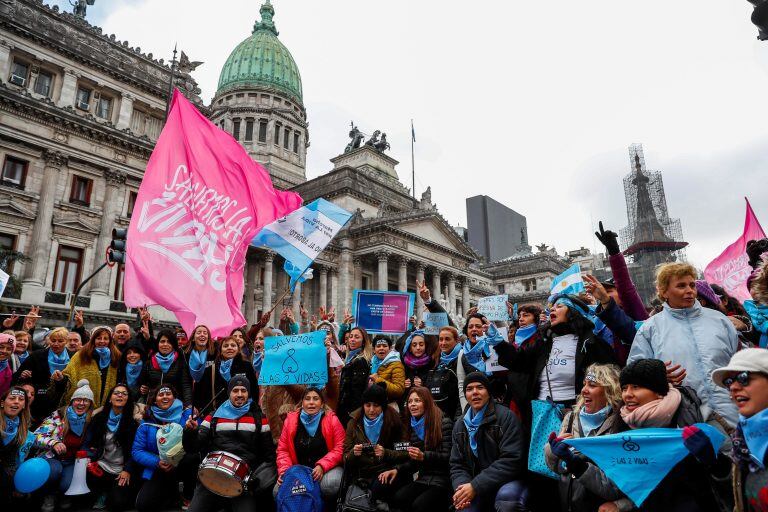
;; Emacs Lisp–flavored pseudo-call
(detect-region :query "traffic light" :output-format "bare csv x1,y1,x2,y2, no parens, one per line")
749,0,768,40
108,228,127,264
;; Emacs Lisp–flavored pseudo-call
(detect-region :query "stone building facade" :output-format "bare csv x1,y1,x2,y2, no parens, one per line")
0,0,573,331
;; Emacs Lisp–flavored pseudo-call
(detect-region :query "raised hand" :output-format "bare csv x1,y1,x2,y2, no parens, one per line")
74,309,84,328
2,312,18,329
23,306,41,331
584,275,610,306
416,279,431,303
300,305,308,321
327,307,336,322
594,221,621,256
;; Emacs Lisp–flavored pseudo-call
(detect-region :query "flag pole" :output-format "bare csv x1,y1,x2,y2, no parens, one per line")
267,286,293,316
164,44,178,121
411,119,415,199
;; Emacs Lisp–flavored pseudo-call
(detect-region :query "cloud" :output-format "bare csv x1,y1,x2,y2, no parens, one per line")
72,0,768,269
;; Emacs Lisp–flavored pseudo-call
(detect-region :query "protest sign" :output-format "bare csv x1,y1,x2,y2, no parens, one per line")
564,423,725,506
423,312,449,335
0,269,8,298
258,330,327,387
485,341,508,373
477,295,509,321
352,290,414,335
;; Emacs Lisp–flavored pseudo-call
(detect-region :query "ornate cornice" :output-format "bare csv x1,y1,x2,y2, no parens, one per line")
104,169,127,186
42,148,68,167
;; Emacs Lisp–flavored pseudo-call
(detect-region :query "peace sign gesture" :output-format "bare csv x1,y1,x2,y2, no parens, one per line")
416,279,431,303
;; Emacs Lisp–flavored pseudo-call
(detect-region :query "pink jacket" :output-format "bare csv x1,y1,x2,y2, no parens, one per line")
276,409,345,475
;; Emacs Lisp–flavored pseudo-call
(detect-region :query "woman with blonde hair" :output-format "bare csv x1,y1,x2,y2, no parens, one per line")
336,326,373,426
57,326,121,409
628,262,740,428
545,363,627,511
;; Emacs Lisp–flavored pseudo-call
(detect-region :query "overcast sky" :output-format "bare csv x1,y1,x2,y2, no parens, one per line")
49,0,768,268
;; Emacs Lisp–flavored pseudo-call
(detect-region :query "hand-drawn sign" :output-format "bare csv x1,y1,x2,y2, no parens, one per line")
259,330,327,386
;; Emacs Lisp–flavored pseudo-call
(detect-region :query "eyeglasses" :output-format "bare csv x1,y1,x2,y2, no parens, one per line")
112,391,129,397
723,371,751,388
72,398,90,404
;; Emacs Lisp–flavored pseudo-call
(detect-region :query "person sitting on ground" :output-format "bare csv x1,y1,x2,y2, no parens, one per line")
449,371,528,512
370,336,406,404
184,375,276,512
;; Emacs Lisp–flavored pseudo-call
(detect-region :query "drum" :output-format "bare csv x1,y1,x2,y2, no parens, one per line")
198,451,251,497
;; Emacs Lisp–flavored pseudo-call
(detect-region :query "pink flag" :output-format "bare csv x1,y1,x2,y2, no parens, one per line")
124,90,302,337
704,198,765,302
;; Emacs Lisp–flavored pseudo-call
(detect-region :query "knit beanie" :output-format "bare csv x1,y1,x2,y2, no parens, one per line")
463,371,491,391
71,379,95,403
695,280,720,307
619,359,668,396
362,382,388,408
228,374,251,395
0,332,15,351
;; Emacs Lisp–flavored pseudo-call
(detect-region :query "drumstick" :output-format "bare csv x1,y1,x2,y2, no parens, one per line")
196,388,226,419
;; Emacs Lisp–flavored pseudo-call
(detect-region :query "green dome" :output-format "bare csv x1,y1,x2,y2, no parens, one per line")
217,1,303,103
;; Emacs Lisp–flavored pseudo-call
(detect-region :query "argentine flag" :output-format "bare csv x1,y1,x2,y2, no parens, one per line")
550,264,585,296
252,198,353,292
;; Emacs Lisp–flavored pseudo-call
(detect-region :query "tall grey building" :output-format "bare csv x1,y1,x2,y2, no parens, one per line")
466,195,531,263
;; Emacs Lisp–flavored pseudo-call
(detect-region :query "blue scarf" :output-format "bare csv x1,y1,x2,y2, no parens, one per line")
189,349,207,382
371,350,400,375
587,305,615,345
462,338,491,374
438,343,462,368
554,297,589,319
150,398,183,424
107,409,122,433
410,415,425,441
66,406,87,436
154,351,176,373
579,405,611,436
744,300,768,348
219,358,233,382
300,410,323,437
463,404,487,456
17,351,29,365
363,412,384,444
125,361,143,387
95,347,111,370
514,324,538,346
48,348,70,375
345,348,361,365
2,415,18,445
252,352,263,373
403,329,426,354
213,398,252,420
740,408,768,469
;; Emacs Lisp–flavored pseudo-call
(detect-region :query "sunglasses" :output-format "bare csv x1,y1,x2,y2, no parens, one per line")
723,371,751,388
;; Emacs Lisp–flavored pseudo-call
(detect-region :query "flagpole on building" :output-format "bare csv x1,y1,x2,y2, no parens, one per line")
411,119,416,199
164,44,178,121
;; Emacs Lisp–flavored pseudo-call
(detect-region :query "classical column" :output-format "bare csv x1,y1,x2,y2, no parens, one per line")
353,257,363,290
431,267,442,301
90,170,127,310
397,256,408,292
318,265,328,310
21,151,67,304
330,268,339,315
415,262,426,320
0,40,11,82
57,68,78,108
115,93,134,130
462,277,471,316
292,281,302,322
447,273,457,316
339,243,353,311
377,251,389,291
261,251,274,314
244,256,258,323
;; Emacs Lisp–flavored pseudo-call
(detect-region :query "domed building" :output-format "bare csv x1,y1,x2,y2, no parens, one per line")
210,0,307,189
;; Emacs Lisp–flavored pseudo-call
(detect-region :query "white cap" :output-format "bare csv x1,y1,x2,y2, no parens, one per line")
711,348,768,388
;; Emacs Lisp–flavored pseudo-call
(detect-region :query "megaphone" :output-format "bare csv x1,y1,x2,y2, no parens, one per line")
65,451,91,496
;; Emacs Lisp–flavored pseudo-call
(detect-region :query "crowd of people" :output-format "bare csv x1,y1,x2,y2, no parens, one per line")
0,225,766,512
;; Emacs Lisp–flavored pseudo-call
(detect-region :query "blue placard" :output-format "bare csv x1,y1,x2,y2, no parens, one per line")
423,312,449,335
477,294,509,321
352,290,415,335
258,330,328,386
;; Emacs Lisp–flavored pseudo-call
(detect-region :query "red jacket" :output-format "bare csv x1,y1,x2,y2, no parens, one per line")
276,409,345,475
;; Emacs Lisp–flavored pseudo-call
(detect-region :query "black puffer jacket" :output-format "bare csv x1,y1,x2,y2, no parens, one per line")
398,415,454,489
450,401,525,496
182,400,275,470
142,351,193,406
337,355,370,426
423,360,461,421
85,407,139,475
13,348,76,422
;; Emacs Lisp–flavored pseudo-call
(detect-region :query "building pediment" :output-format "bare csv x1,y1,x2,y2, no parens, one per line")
0,199,37,219
52,215,100,235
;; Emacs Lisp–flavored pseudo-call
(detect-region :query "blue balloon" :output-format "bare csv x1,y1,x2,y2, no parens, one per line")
14,457,51,493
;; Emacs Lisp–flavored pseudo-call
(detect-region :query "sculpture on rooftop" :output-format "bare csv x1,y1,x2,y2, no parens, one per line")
345,122,364,153
71,0,94,18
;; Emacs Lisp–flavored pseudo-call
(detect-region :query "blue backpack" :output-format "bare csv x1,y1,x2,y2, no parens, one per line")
276,465,323,512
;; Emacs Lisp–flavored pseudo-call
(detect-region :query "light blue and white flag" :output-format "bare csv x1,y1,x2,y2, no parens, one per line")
252,198,352,292
550,264,585,296
0,269,8,298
